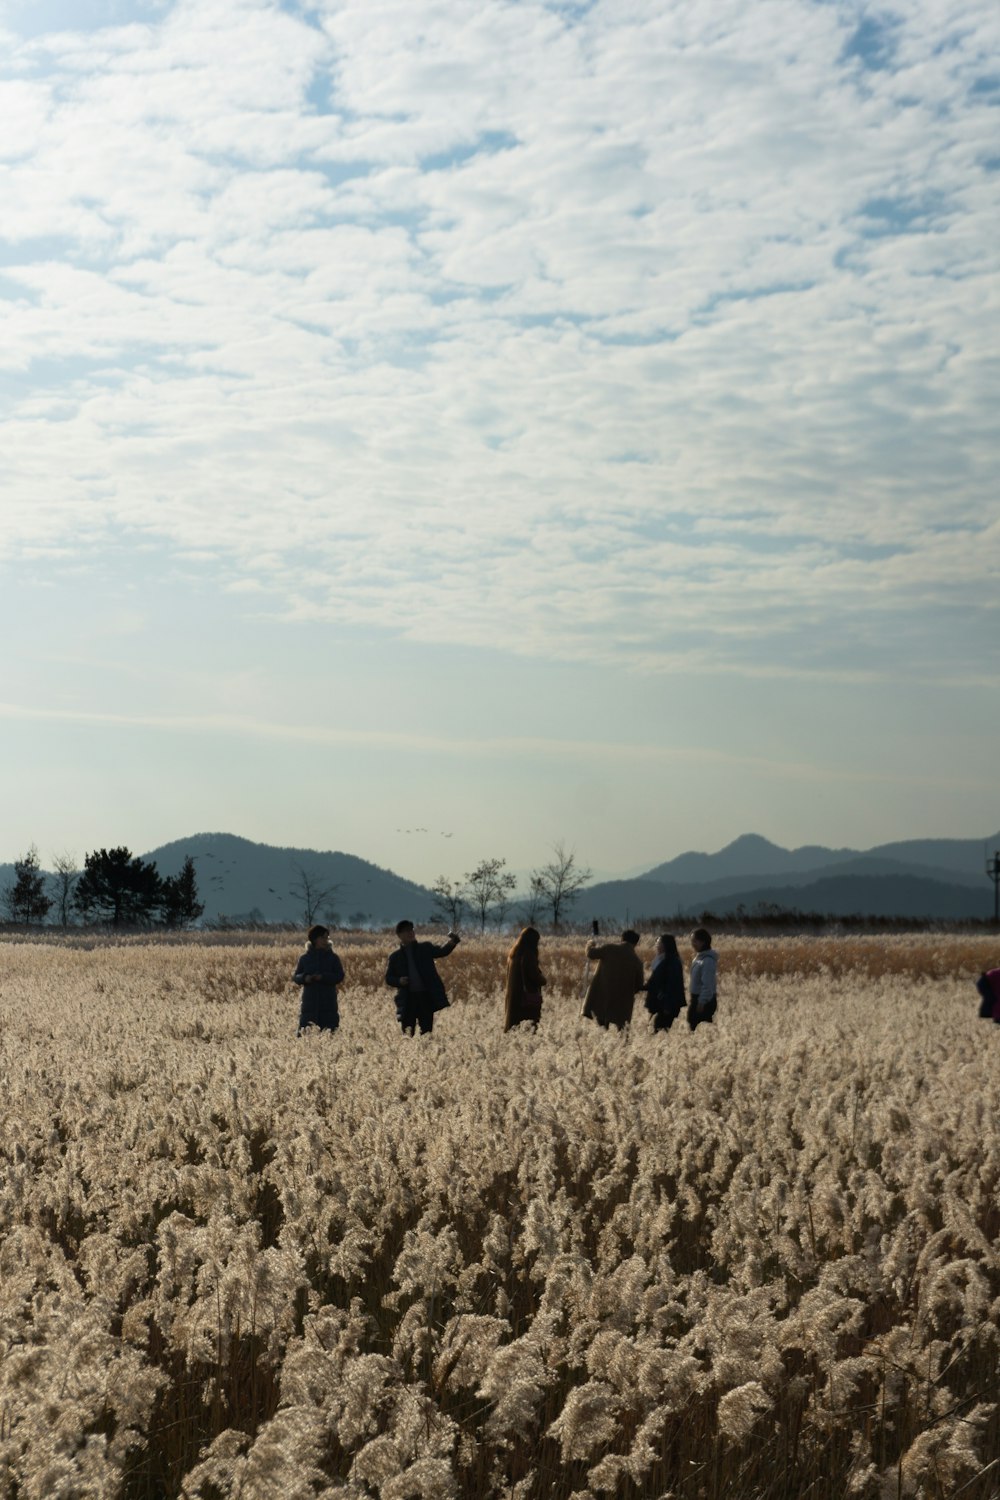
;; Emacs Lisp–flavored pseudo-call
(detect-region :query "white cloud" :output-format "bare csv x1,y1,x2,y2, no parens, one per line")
0,0,998,681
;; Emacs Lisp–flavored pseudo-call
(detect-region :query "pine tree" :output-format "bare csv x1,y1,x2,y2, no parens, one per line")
1,846,52,925
74,847,164,928
160,856,205,929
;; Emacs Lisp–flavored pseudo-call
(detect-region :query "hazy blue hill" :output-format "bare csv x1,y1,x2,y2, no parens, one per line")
585,830,1000,920
643,833,857,884
677,854,988,907
143,832,436,926
587,846,1000,924
866,834,1000,876
705,874,994,921
584,868,994,923
577,879,681,924
642,832,1000,888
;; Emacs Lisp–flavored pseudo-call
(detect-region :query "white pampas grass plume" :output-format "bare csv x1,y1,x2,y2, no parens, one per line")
547,1380,619,1460
716,1380,773,1442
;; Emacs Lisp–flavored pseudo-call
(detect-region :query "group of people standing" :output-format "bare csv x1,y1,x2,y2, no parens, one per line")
293,920,719,1036
504,925,718,1033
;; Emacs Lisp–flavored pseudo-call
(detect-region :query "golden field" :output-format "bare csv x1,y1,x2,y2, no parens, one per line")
0,933,998,1500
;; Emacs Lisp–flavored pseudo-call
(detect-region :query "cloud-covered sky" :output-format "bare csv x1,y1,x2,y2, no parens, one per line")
1,0,997,882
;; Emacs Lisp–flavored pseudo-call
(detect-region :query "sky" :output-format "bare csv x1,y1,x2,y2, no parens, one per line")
1,0,998,885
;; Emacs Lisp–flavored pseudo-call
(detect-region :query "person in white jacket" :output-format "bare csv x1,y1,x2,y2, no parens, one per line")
687,927,718,1031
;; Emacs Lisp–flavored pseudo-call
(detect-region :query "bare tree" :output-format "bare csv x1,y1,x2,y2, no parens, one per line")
50,852,79,927
465,857,516,933
289,865,342,927
431,874,467,929
532,842,592,930
492,871,518,930
518,873,548,927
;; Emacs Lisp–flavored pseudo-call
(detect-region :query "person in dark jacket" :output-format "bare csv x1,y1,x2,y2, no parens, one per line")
385,920,460,1035
644,933,685,1031
293,925,345,1034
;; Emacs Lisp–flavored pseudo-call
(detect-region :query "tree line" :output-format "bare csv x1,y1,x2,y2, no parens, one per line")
430,843,591,931
1,847,204,929
2,841,592,932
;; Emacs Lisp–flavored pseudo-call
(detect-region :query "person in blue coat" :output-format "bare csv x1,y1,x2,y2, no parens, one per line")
644,933,686,1031
385,920,460,1035
293,925,345,1034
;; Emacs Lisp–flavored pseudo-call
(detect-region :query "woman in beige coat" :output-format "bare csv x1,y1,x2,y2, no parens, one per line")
582,930,644,1028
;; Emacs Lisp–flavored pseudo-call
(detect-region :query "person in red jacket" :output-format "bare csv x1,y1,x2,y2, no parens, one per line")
975,968,1000,1022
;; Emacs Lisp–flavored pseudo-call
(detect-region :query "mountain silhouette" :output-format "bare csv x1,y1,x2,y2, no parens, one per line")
4,828,998,926
586,831,1000,922
143,832,436,926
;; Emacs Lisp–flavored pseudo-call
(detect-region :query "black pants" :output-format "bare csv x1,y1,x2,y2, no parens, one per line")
399,995,436,1035
687,997,717,1031
298,992,339,1034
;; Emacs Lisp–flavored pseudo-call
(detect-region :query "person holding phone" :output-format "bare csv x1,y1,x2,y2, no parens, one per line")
582,929,644,1029
385,920,461,1035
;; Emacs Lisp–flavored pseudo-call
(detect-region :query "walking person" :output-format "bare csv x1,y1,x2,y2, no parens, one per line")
385,920,460,1036
582,929,645,1029
293,924,345,1035
644,933,685,1031
687,927,719,1031
504,926,545,1031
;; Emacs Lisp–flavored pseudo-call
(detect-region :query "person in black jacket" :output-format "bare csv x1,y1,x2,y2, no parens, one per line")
385,920,460,1035
644,933,685,1032
293,925,345,1034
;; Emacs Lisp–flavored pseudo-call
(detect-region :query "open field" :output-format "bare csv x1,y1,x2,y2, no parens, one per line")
1,934,998,1500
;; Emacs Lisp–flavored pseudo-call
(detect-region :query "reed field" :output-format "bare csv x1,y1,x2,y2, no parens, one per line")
0,932,998,1500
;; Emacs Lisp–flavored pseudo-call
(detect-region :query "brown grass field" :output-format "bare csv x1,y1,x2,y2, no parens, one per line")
0,932,998,1500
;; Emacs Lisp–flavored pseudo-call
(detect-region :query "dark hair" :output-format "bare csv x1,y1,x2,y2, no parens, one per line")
307,925,329,945
508,926,540,962
692,926,712,947
395,919,415,936
622,929,640,945
658,934,679,957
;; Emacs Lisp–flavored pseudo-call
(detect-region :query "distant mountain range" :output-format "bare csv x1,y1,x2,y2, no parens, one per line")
583,832,1000,922
2,830,998,925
